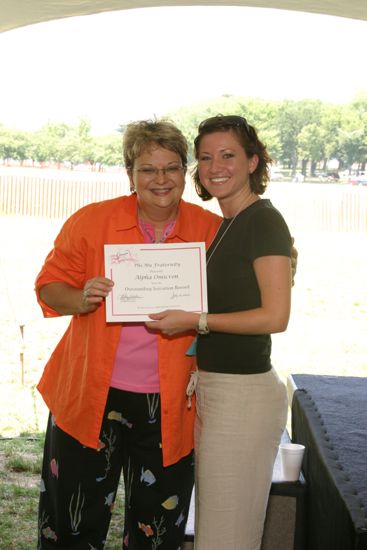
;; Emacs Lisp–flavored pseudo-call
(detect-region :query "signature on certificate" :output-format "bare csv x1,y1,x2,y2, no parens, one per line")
119,294,143,302
170,292,190,300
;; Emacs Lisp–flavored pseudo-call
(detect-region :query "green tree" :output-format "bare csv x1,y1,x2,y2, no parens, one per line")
1,94,367,174
319,104,343,168
93,134,123,168
0,126,31,164
33,121,73,166
277,100,324,175
297,123,325,176
337,99,367,172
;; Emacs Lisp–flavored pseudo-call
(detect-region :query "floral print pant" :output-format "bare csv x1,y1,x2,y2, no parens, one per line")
38,388,194,549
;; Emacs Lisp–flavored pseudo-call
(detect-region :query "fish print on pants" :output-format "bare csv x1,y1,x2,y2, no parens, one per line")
107,410,133,428
42,526,57,542
138,522,154,537
161,495,179,510
140,467,156,486
104,491,115,512
175,509,185,527
50,458,59,479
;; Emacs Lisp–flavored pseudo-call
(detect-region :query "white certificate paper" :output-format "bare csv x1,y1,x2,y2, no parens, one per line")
104,242,207,322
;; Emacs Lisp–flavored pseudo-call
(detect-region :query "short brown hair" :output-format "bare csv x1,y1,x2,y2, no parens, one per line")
123,119,188,170
192,115,272,201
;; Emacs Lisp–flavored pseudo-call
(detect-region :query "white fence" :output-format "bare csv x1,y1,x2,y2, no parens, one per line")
1,168,367,233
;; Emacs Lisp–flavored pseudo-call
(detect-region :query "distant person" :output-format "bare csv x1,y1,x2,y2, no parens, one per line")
147,114,292,550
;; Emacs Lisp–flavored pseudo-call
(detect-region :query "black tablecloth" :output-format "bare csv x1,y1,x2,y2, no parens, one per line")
291,374,367,550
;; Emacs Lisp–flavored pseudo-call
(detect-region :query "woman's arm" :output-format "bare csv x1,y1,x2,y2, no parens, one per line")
39,277,114,316
146,256,291,336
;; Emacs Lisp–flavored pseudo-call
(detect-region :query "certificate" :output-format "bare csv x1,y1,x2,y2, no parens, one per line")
104,242,207,322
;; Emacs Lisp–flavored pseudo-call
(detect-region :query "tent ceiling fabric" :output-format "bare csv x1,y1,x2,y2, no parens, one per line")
1,0,366,34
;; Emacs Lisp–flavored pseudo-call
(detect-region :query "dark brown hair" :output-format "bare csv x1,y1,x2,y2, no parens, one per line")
192,115,272,201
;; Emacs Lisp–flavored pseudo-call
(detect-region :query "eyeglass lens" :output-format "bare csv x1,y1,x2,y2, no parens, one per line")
135,165,184,177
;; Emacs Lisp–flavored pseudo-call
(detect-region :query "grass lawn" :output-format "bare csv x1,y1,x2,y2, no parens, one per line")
1,216,367,546
0,433,126,548
0,435,41,549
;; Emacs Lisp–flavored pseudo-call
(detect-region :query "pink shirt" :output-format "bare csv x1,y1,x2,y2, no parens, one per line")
110,219,175,393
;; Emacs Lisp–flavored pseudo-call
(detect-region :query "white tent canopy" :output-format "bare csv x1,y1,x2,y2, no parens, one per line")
1,0,366,34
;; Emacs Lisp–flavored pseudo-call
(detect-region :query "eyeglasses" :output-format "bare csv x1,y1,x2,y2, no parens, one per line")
198,115,251,134
134,165,185,178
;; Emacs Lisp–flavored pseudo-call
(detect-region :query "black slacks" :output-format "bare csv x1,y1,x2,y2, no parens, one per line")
38,388,194,549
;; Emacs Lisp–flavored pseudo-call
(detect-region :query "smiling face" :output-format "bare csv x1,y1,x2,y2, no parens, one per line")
197,129,259,208
128,146,186,223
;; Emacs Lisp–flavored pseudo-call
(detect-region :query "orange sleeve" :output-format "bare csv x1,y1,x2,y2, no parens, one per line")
34,208,91,317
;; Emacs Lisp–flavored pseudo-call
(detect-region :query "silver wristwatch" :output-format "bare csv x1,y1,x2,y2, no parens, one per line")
197,312,210,335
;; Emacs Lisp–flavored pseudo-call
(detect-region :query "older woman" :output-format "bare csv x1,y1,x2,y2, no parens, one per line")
35,120,221,549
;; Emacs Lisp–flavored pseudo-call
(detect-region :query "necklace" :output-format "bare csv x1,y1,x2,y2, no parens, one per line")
206,212,240,266
206,196,259,266
139,218,175,243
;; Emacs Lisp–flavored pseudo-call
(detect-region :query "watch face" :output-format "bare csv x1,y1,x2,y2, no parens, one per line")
198,313,209,334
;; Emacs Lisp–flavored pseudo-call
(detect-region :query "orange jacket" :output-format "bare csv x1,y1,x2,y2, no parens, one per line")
36,194,221,466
